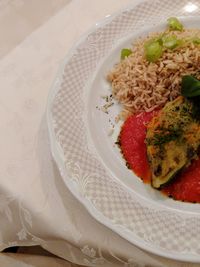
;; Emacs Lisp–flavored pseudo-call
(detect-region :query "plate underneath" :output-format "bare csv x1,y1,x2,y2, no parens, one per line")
47,0,200,262
88,16,200,215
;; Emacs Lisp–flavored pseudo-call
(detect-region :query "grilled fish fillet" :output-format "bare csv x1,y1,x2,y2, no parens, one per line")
146,96,200,188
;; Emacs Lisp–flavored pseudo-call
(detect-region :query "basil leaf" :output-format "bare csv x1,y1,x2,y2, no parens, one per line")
181,75,200,97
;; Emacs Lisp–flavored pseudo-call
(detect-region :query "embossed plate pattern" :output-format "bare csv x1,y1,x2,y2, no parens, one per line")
47,0,200,262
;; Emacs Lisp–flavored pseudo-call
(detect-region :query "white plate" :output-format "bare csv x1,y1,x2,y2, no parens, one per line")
47,0,200,262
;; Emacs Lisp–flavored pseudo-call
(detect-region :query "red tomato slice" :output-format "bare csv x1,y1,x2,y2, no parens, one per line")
163,159,200,203
120,110,200,203
119,111,155,182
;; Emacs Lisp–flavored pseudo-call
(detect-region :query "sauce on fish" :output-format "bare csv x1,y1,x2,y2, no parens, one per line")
120,110,200,203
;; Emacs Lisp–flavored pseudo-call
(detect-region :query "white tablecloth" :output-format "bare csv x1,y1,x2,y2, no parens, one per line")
0,0,199,266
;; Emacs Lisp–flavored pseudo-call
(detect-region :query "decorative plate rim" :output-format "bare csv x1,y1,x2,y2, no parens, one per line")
47,0,200,262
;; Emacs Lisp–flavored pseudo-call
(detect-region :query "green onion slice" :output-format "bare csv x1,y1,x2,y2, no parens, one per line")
145,41,163,62
167,17,183,31
162,35,181,49
121,48,132,60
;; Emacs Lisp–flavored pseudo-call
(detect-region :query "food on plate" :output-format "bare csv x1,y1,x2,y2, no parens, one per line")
119,98,200,203
167,17,183,31
163,159,200,203
119,111,156,182
146,96,200,189
121,48,132,60
107,17,200,120
107,17,200,202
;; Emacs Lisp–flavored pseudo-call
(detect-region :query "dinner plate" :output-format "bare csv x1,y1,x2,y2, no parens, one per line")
47,0,200,262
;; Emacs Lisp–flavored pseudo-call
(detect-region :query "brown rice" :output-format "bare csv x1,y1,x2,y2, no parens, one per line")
107,29,200,119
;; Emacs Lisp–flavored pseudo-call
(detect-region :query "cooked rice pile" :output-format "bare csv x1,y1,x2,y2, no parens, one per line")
107,29,200,119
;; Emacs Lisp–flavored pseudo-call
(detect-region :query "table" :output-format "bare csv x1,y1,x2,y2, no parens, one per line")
0,0,199,266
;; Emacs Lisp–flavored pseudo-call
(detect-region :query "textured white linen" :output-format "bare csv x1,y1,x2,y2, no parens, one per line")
0,253,76,267
0,0,199,266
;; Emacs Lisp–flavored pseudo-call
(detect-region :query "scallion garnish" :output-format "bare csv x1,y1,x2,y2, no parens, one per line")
167,17,183,31
121,48,132,60
162,35,181,49
144,41,163,62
